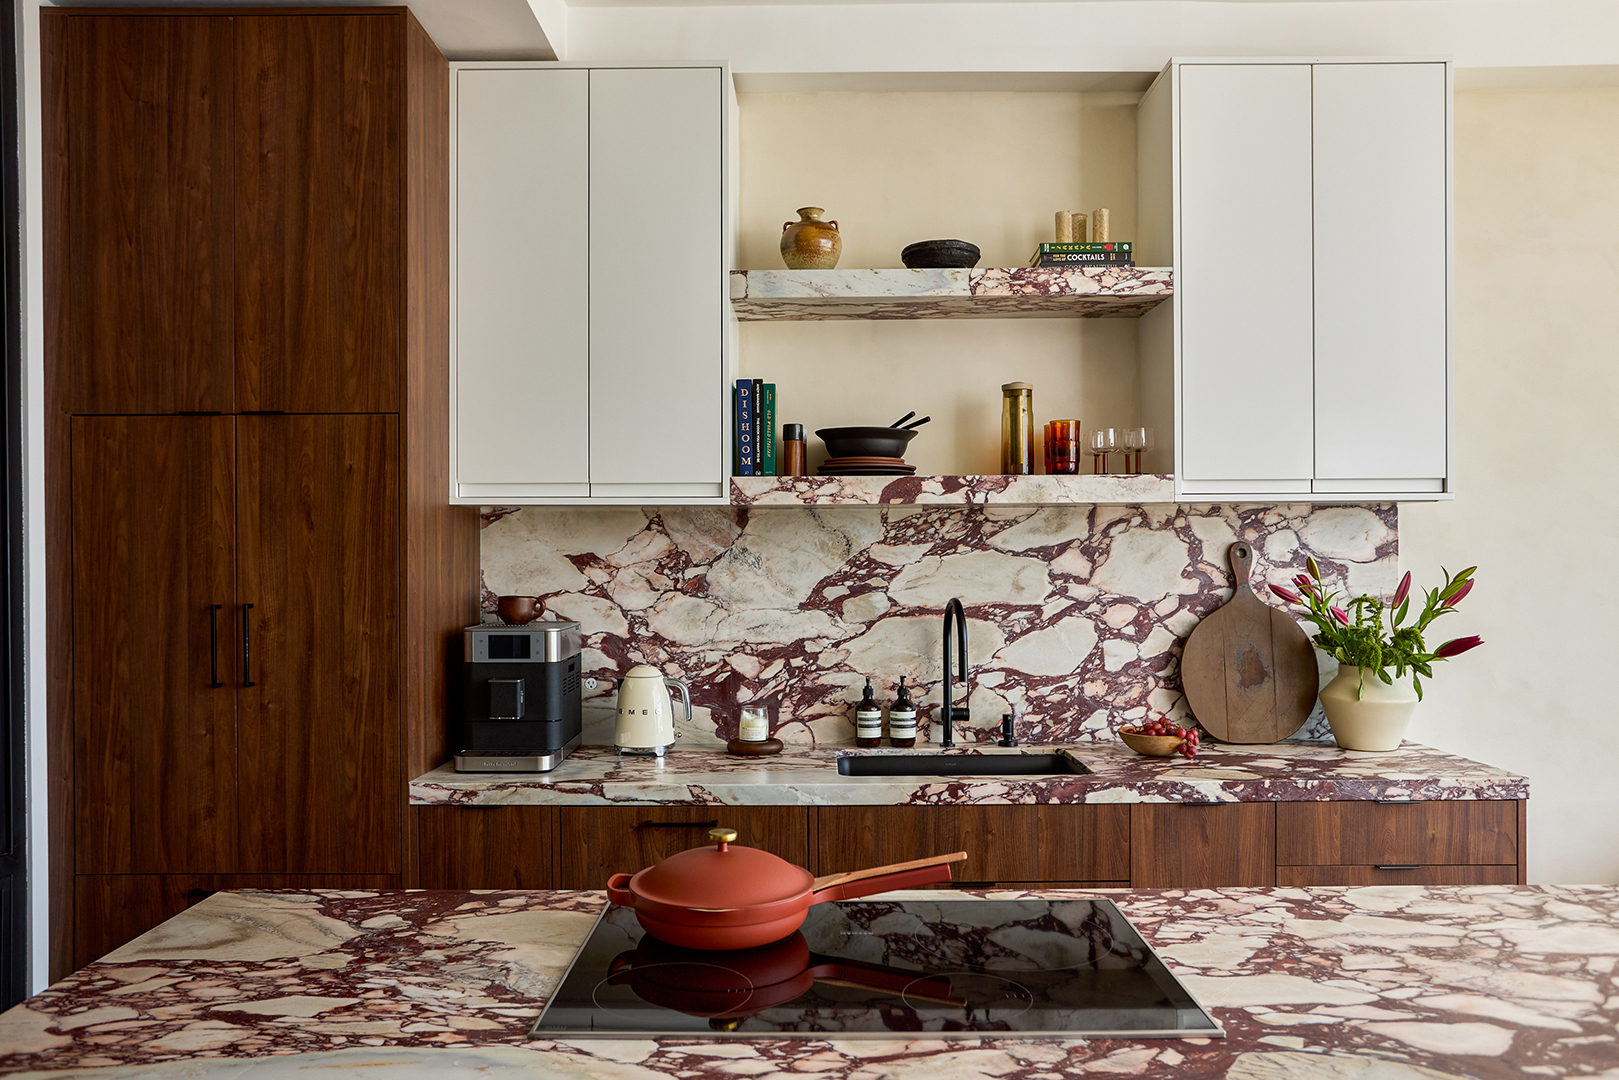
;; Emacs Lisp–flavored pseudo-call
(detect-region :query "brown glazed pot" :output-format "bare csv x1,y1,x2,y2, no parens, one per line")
780,207,842,269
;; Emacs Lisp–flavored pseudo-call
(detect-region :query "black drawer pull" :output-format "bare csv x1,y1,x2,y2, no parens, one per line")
640,819,721,830
1376,798,1417,804
1376,865,1423,871
1181,800,1223,807
208,604,223,688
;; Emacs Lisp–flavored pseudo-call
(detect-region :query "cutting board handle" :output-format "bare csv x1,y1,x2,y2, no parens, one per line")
1229,542,1254,593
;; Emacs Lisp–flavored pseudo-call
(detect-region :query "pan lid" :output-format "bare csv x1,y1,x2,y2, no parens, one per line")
631,828,813,911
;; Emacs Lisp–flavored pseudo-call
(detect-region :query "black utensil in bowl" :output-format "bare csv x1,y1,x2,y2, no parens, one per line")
816,426,920,459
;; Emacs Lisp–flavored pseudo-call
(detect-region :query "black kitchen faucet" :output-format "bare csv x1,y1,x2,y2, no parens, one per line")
940,597,968,748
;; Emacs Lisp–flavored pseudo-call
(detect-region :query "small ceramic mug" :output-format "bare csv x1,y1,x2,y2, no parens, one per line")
496,595,543,624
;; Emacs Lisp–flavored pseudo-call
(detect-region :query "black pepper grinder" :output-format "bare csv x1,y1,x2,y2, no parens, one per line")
782,423,806,476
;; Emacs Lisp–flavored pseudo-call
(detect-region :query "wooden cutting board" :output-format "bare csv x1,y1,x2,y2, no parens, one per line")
1180,542,1319,744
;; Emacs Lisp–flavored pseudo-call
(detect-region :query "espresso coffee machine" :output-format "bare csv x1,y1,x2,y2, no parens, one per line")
454,621,583,772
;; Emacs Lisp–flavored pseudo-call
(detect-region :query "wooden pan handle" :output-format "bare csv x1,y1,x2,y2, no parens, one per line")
811,851,967,893
1229,542,1254,593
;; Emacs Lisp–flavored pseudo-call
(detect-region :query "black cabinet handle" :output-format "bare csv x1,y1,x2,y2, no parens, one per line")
208,604,223,688
1181,800,1223,807
1377,865,1423,870
640,819,720,830
241,603,255,687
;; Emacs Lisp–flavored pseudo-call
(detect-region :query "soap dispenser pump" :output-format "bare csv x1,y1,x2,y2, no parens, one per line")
889,677,917,748
855,677,882,748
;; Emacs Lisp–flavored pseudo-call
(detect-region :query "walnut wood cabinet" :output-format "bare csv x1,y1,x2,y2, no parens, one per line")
418,800,1525,895
45,9,476,979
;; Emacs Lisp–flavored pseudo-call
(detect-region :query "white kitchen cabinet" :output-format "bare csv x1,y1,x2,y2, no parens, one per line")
1140,58,1452,502
450,63,733,504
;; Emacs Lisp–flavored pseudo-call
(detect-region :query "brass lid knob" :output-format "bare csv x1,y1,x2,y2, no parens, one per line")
709,827,739,845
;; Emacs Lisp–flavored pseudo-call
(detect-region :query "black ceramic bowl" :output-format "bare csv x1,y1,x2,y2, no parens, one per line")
815,426,920,459
901,239,981,269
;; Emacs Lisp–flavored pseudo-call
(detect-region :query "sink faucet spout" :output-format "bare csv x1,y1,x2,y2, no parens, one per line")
941,597,968,748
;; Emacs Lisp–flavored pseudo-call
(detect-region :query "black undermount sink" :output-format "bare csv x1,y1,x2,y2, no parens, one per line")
836,753,1090,777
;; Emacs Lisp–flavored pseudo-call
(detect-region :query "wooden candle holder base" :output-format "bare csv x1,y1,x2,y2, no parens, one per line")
726,737,784,756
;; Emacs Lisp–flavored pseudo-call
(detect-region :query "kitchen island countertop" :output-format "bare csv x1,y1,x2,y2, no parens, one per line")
410,740,1526,806
2,884,1613,1079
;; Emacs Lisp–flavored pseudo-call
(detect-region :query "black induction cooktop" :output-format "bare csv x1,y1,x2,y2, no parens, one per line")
530,897,1224,1038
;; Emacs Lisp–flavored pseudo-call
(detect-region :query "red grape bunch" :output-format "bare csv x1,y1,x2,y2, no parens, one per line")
1123,718,1203,759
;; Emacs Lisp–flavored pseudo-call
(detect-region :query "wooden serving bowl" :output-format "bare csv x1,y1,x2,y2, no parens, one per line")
1119,729,1185,757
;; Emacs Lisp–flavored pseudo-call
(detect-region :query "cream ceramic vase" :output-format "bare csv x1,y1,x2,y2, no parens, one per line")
1319,666,1419,752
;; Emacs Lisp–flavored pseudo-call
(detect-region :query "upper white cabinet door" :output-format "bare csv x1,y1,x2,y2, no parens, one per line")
1178,65,1315,489
454,68,590,499
1313,63,1448,489
588,68,724,496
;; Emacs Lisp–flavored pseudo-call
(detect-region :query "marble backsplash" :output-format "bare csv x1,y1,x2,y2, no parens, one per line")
479,503,1398,747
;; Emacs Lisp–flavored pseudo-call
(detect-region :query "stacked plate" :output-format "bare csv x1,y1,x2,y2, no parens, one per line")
818,456,916,476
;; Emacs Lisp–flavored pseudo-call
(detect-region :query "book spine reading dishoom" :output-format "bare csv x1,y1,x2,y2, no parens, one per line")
734,378,755,476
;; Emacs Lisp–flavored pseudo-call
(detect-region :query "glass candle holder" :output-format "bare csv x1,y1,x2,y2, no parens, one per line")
1046,419,1081,475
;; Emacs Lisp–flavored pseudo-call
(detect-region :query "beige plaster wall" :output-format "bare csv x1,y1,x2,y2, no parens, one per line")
1402,87,1619,884
736,92,1145,475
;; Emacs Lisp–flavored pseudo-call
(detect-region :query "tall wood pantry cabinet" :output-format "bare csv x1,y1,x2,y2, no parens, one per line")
43,8,479,977
1136,58,1453,503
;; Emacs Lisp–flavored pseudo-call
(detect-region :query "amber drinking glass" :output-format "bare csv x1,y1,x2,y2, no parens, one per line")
1045,419,1081,475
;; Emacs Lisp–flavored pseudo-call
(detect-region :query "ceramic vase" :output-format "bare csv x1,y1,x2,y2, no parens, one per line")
1319,666,1419,751
780,207,841,269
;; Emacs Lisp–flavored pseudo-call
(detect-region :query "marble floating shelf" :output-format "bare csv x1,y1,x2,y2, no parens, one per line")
729,266,1173,321
731,473,1175,506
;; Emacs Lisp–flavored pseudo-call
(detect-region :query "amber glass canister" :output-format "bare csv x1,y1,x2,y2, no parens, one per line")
1001,382,1035,474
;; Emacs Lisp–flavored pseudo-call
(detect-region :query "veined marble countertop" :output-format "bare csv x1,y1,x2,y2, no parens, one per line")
410,741,1527,807
3,885,1614,1079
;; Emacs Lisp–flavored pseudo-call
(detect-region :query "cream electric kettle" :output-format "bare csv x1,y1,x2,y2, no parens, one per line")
613,666,692,757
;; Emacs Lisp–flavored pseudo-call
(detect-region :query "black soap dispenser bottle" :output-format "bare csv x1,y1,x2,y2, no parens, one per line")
888,676,917,748
855,677,883,748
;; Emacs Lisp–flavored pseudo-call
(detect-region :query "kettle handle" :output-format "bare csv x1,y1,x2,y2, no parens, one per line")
663,677,692,724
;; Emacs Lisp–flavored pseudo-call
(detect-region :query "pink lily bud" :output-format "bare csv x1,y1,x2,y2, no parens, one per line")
1329,605,1350,626
1434,635,1483,658
1392,571,1411,608
1271,584,1303,605
1442,579,1474,607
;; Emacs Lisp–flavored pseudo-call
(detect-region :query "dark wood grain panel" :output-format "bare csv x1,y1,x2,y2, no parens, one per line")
1276,801,1518,867
816,806,1130,885
1277,864,1517,887
74,873,400,971
237,415,400,873
51,14,234,414
558,807,811,890
1131,803,1277,888
398,15,475,885
71,417,238,874
418,807,556,889
235,14,400,411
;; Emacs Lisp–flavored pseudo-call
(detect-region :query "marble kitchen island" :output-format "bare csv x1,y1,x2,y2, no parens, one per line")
3,884,1613,1079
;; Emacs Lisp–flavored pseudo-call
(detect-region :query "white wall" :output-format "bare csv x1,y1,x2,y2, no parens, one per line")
1402,87,1619,885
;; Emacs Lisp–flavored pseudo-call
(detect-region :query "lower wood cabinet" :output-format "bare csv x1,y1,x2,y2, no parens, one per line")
817,805,1130,887
419,806,556,889
1131,803,1277,888
74,873,401,970
557,806,811,889
413,798,1525,896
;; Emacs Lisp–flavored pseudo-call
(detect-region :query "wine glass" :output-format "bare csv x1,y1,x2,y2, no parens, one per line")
1123,427,1154,474
1089,427,1118,474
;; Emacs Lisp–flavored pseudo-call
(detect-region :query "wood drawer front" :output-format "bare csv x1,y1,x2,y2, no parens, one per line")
419,806,556,890
1276,801,1518,866
558,806,811,890
1131,803,1277,888
1278,864,1518,887
816,806,1130,885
